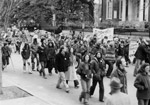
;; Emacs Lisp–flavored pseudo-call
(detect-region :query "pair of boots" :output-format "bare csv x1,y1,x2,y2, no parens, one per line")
79,92,90,105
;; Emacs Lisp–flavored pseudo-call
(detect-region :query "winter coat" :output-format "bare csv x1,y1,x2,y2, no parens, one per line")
21,44,30,60
104,47,116,61
55,52,70,72
90,57,106,80
134,73,150,99
76,62,92,81
118,45,125,57
111,68,127,93
124,43,129,56
30,43,39,54
65,54,78,80
134,44,150,61
1,46,11,57
47,47,56,60
37,44,48,62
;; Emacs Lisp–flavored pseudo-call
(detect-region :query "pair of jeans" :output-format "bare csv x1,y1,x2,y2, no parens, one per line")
23,59,32,73
138,99,149,105
47,58,55,74
80,79,91,103
31,53,39,70
57,72,69,91
2,56,9,66
105,60,113,77
90,77,104,101
39,61,46,77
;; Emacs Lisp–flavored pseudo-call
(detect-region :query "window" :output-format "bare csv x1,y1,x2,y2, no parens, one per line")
119,0,123,19
106,0,113,19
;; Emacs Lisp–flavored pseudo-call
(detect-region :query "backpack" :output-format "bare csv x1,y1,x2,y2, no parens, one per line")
21,44,30,60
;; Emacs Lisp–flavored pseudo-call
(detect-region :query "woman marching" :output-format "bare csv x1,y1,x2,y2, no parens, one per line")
21,41,32,74
47,40,56,75
90,51,106,102
37,38,48,79
65,47,79,88
134,63,150,105
77,53,92,105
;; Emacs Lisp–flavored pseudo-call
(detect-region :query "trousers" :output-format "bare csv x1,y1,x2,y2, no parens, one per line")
90,77,104,101
57,72,69,91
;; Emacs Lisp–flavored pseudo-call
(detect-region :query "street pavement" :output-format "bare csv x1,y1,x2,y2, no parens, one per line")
1,53,138,105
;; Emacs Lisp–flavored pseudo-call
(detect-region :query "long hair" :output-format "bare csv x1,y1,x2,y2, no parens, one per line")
82,53,91,63
33,38,38,45
95,51,103,59
59,46,64,54
48,41,54,48
138,63,150,74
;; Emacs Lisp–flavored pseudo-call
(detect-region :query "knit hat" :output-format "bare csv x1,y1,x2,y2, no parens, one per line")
110,77,123,89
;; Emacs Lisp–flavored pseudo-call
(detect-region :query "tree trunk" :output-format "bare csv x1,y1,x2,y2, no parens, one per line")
89,2,94,23
0,0,4,95
0,41,2,94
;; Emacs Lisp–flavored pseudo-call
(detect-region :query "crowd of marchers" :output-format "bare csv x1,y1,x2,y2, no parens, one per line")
1,27,150,105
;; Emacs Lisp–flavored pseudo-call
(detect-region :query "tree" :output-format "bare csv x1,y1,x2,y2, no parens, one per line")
0,0,26,30
0,0,4,95
0,39,2,94
0,0,94,29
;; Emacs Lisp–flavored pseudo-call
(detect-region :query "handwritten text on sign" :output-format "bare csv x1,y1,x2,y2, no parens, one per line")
93,28,114,41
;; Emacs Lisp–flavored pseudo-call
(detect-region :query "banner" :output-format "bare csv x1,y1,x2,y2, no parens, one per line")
129,41,139,61
93,28,114,41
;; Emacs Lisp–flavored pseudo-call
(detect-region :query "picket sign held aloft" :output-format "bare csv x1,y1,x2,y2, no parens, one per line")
129,41,139,61
93,28,114,42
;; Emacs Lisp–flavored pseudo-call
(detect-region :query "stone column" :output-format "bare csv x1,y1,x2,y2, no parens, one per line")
145,0,149,21
122,0,126,21
139,0,144,21
128,0,132,21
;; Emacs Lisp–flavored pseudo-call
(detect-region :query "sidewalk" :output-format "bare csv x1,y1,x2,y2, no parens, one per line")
1,53,138,105
1,96,50,105
1,53,107,105
1,78,53,105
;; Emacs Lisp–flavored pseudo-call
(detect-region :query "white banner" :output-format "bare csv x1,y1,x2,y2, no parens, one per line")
129,41,139,61
93,28,114,41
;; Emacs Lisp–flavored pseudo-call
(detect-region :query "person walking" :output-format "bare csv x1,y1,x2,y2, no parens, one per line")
30,38,39,71
134,63,150,105
55,46,70,93
65,47,79,88
1,41,11,70
133,39,150,76
37,38,48,79
104,42,116,78
111,58,128,93
90,52,106,102
47,40,56,75
106,77,131,105
77,54,92,105
21,42,32,74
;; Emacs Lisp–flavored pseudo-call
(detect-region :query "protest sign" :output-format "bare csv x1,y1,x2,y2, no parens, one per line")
129,41,139,61
93,28,114,41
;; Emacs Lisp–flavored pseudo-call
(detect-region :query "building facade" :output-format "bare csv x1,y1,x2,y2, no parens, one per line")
101,0,150,27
